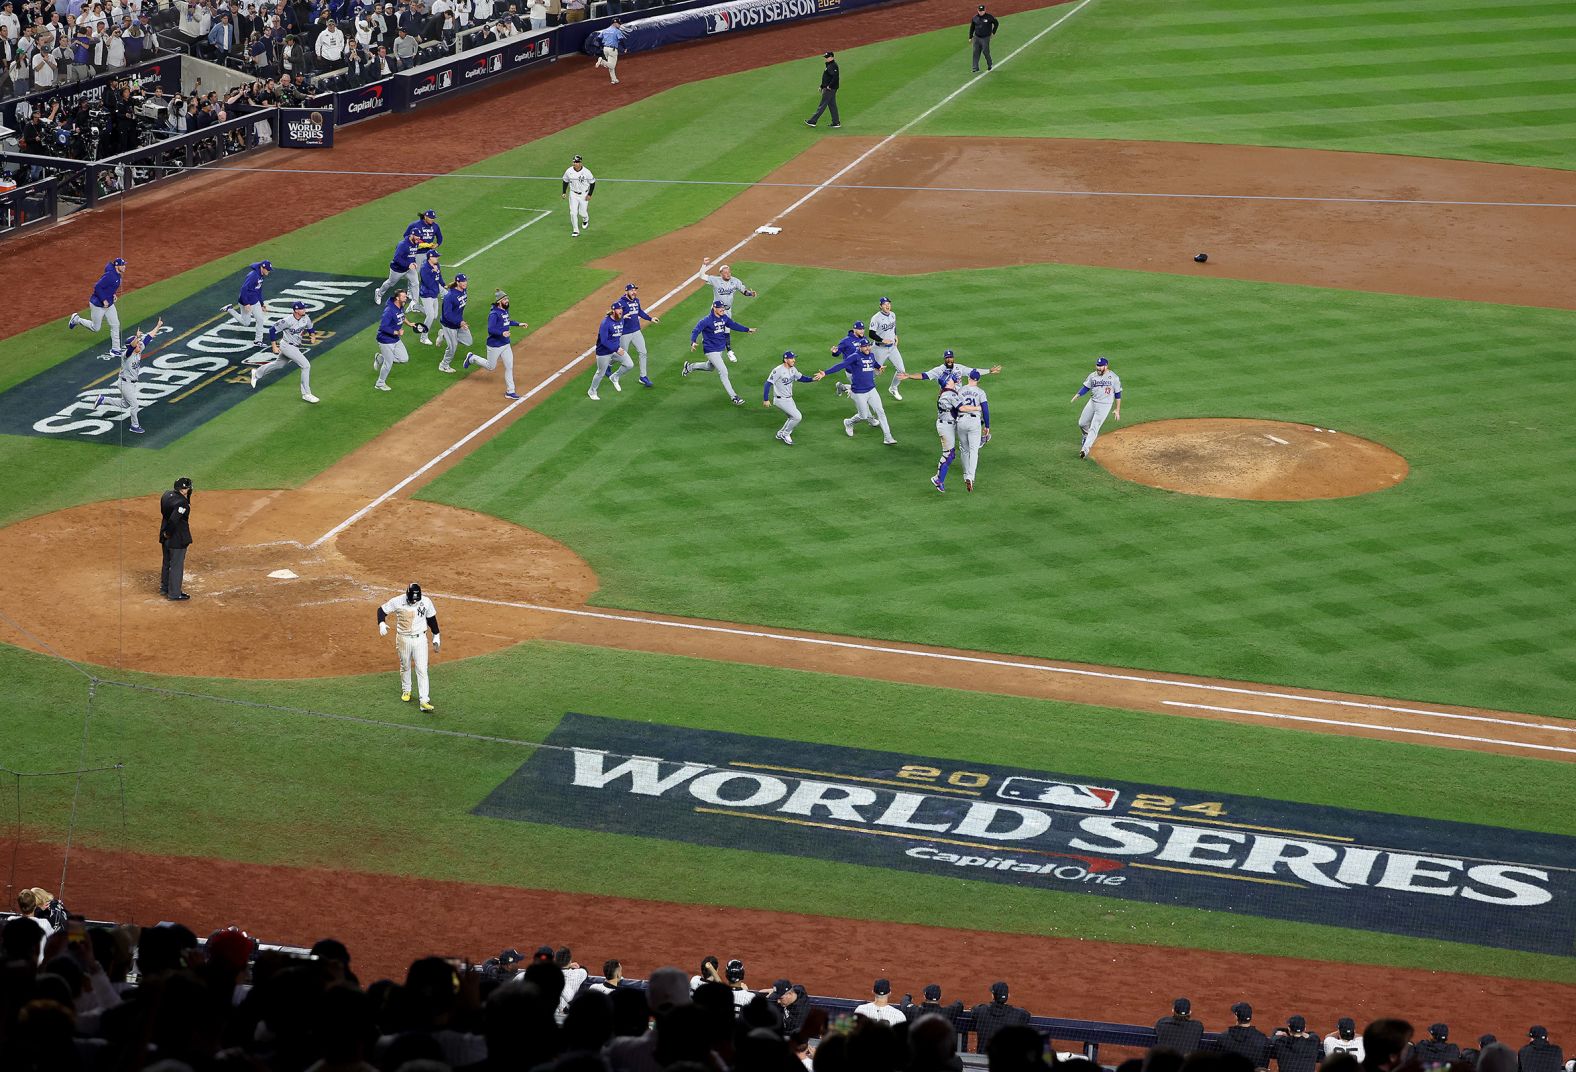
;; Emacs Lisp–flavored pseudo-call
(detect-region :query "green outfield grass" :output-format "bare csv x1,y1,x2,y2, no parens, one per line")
4,642,1572,981
420,260,1576,716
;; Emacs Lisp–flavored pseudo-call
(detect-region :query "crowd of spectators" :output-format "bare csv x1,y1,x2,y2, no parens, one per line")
4,889,1572,1072
1,0,173,101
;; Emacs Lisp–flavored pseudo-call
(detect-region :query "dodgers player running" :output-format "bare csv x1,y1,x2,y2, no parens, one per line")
464,290,526,398
828,321,867,397
414,250,445,344
251,301,321,403
372,291,411,391
1072,356,1122,458
954,368,992,491
376,582,440,712
898,349,1003,389
930,375,961,493
219,259,273,348
436,273,476,374
589,305,632,400
824,337,896,444
404,208,443,254
611,282,658,386
869,297,907,400
763,351,825,445
698,259,757,362
373,234,420,307
686,302,756,404
562,156,595,237
66,257,127,354
92,317,164,435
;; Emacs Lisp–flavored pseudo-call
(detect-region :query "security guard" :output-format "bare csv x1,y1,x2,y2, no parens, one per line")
159,477,194,600
1155,997,1204,1052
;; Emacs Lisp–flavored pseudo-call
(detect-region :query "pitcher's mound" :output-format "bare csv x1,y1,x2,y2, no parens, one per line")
1093,419,1408,501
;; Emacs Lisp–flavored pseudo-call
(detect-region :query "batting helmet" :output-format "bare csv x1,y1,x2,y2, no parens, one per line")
406,583,422,604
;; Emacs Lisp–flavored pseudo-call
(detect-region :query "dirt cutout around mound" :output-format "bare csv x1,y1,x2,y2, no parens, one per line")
1094,419,1409,500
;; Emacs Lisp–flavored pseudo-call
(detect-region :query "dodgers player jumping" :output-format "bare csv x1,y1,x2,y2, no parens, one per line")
372,291,411,391
869,297,907,400
954,368,992,491
436,273,476,374
373,234,420,307
824,337,896,444
589,304,632,400
686,302,755,404
563,156,595,237
763,350,825,445
377,582,440,712
92,317,164,435
698,260,757,362
251,301,321,403
611,283,658,386
464,290,526,398
67,257,127,354
219,259,272,348
1072,356,1122,458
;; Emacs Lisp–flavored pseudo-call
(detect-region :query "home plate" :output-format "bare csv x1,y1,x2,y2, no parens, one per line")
755,226,782,235
268,569,299,580
1264,434,1290,445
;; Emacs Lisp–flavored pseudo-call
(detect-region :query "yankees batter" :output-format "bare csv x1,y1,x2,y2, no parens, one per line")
92,317,164,435
589,304,632,400
762,350,825,445
1072,356,1122,458
698,260,757,362
67,257,126,354
377,582,440,712
415,250,445,343
611,283,657,386
436,273,475,374
824,337,896,444
898,349,1003,389
954,368,992,491
464,289,526,398
869,297,906,399
219,259,273,348
930,375,960,493
372,291,411,391
251,301,320,403
685,301,755,404
373,234,420,307
562,156,595,237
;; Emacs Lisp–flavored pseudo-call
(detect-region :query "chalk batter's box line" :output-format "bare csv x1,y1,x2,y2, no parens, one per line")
693,806,1304,889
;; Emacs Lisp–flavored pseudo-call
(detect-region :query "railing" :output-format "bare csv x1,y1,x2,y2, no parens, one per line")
0,177,60,238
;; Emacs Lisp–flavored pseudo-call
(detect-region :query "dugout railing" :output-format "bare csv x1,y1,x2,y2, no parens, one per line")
0,176,60,238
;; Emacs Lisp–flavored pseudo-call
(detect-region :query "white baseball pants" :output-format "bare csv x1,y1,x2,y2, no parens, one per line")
1079,400,1113,454
419,296,441,333
475,343,515,393
75,303,122,352
568,192,589,234
848,389,894,441
256,343,313,399
375,340,410,387
601,45,619,82
439,323,472,369
773,396,802,438
875,346,905,390
225,301,268,346
935,418,956,452
104,374,141,427
623,329,649,377
397,631,430,704
591,350,632,392
689,351,738,399
957,420,983,481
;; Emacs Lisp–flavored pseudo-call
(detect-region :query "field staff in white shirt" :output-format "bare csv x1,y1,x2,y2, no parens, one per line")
250,300,321,403
562,155,595,236
377,582,440,712
854,979,906,1026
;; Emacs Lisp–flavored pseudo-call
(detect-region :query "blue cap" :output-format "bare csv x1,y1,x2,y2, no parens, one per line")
426,248,440,257
713,300,727,309
625,283,638,291
879,296,891,304
291,301,307,311
1096,357,1109,366
852,320,865,329
783,350,797,360
422,209,437,219
258,259,272,270
112,257,127,267
943,349,955,359
454,273,468,283
969,368,981,380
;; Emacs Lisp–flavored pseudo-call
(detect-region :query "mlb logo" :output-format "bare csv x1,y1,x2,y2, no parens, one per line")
997,777,1118,810
439,71,454,89
706,11,732,32
488,54,502,72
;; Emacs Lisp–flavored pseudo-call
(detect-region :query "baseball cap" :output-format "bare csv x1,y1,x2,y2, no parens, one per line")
823,50,834,58
454,273,468,283
1233,1003,1253,1022
1430,1025,1449,1040
1096,357,1109,366
1174,998,1191,1015
879,295,891,303
990,981,1009,1002
713,300,727,309
852,320,865,329
291,301,307,311
1289,1016,1307,1032
873,978,891,996
533,945,555,962
112,257,126,266
625,283,639,291
572,154,583,162
783,350,797,360
498,948,525,966
858,338,873,347
924,984,942,1001
978,3,986,9
427,248,440,257
1479,1035,1497,1048
969,368,981,380
1529,1027,1548,1040
258,259,273,270
1338,1017,1356,1034
771,978,792,997
943,349,956,359
422,208,437,219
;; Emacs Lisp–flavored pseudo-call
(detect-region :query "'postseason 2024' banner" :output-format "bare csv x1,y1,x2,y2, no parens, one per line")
278,107,335,149
477,714,1576,955
618,0,891,53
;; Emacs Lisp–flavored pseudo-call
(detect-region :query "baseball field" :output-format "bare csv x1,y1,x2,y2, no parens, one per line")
2,0,1575,1039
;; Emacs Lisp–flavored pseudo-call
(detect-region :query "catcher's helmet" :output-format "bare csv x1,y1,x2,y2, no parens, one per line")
406,583,422,604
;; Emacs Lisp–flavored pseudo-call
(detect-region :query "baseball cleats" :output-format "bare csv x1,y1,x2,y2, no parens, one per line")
463,352,478,369
587,389,600,401
303,394,320,404
572,231,580,238
883,438,898,445
420,333,433,346
372,291,382,305
889,385,903,400
595,57,604,67
727,350,738,363
776,432,794,445
94,395,105,408
67,314,80,329
419,701,435,712
504,391,521,400
438,362,454,373
804,119,817,127
831,123,842,128
843,417,855,437
220,303,232,316
249,368,260,389
681,362,692,376
401,692,411,702
168,592,188,600
129,424,144,434
731,396,745,406
639,376,653,387
834,382,851,398
965,479,974,492
1078,450,1087,459
610,377,622,392
930,476,945,493
374,382,391,391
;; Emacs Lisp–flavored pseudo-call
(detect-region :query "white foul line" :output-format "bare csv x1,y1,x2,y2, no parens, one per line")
452,210,552,267
429,591,1576,744
310,0,1099,550
1163,702,1576,756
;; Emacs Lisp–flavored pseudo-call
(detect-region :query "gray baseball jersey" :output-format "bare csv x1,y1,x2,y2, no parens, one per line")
701,272,750,308
925,362,986,384
955,382,987,425
765,364,808,399
1081,370,1122,405
270,313,315,346
869,309,897,346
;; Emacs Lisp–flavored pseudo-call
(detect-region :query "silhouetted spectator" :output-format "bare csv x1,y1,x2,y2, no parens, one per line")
903,984,965,1034
1325,1018,1365,1063
909,1011,964,1072
854,977,905,1026
970,981,1029,1054
1519,1028,1564,1072
1220,1003,1271,1068
988,1023,1047,1071
1362,1020,1415,1072
1270,1016,1321,1072
1156,998,1205,1053
1413,1024,1461,1067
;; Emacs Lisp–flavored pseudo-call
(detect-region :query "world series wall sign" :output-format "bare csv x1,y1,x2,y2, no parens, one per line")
477,714,1576,955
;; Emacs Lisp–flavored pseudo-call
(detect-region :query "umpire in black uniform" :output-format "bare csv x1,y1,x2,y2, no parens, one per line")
805,50,840,128
969,4,999,73
159,477,194,600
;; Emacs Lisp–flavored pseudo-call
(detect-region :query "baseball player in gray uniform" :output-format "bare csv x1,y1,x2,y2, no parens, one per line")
869,296,906,400
698,259,757,363
762,351,825,444
899,349,1003,389
92,316,164,435
1072,356,1122,458
251,301,320,403
954,369,991,490
372,291,411,392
